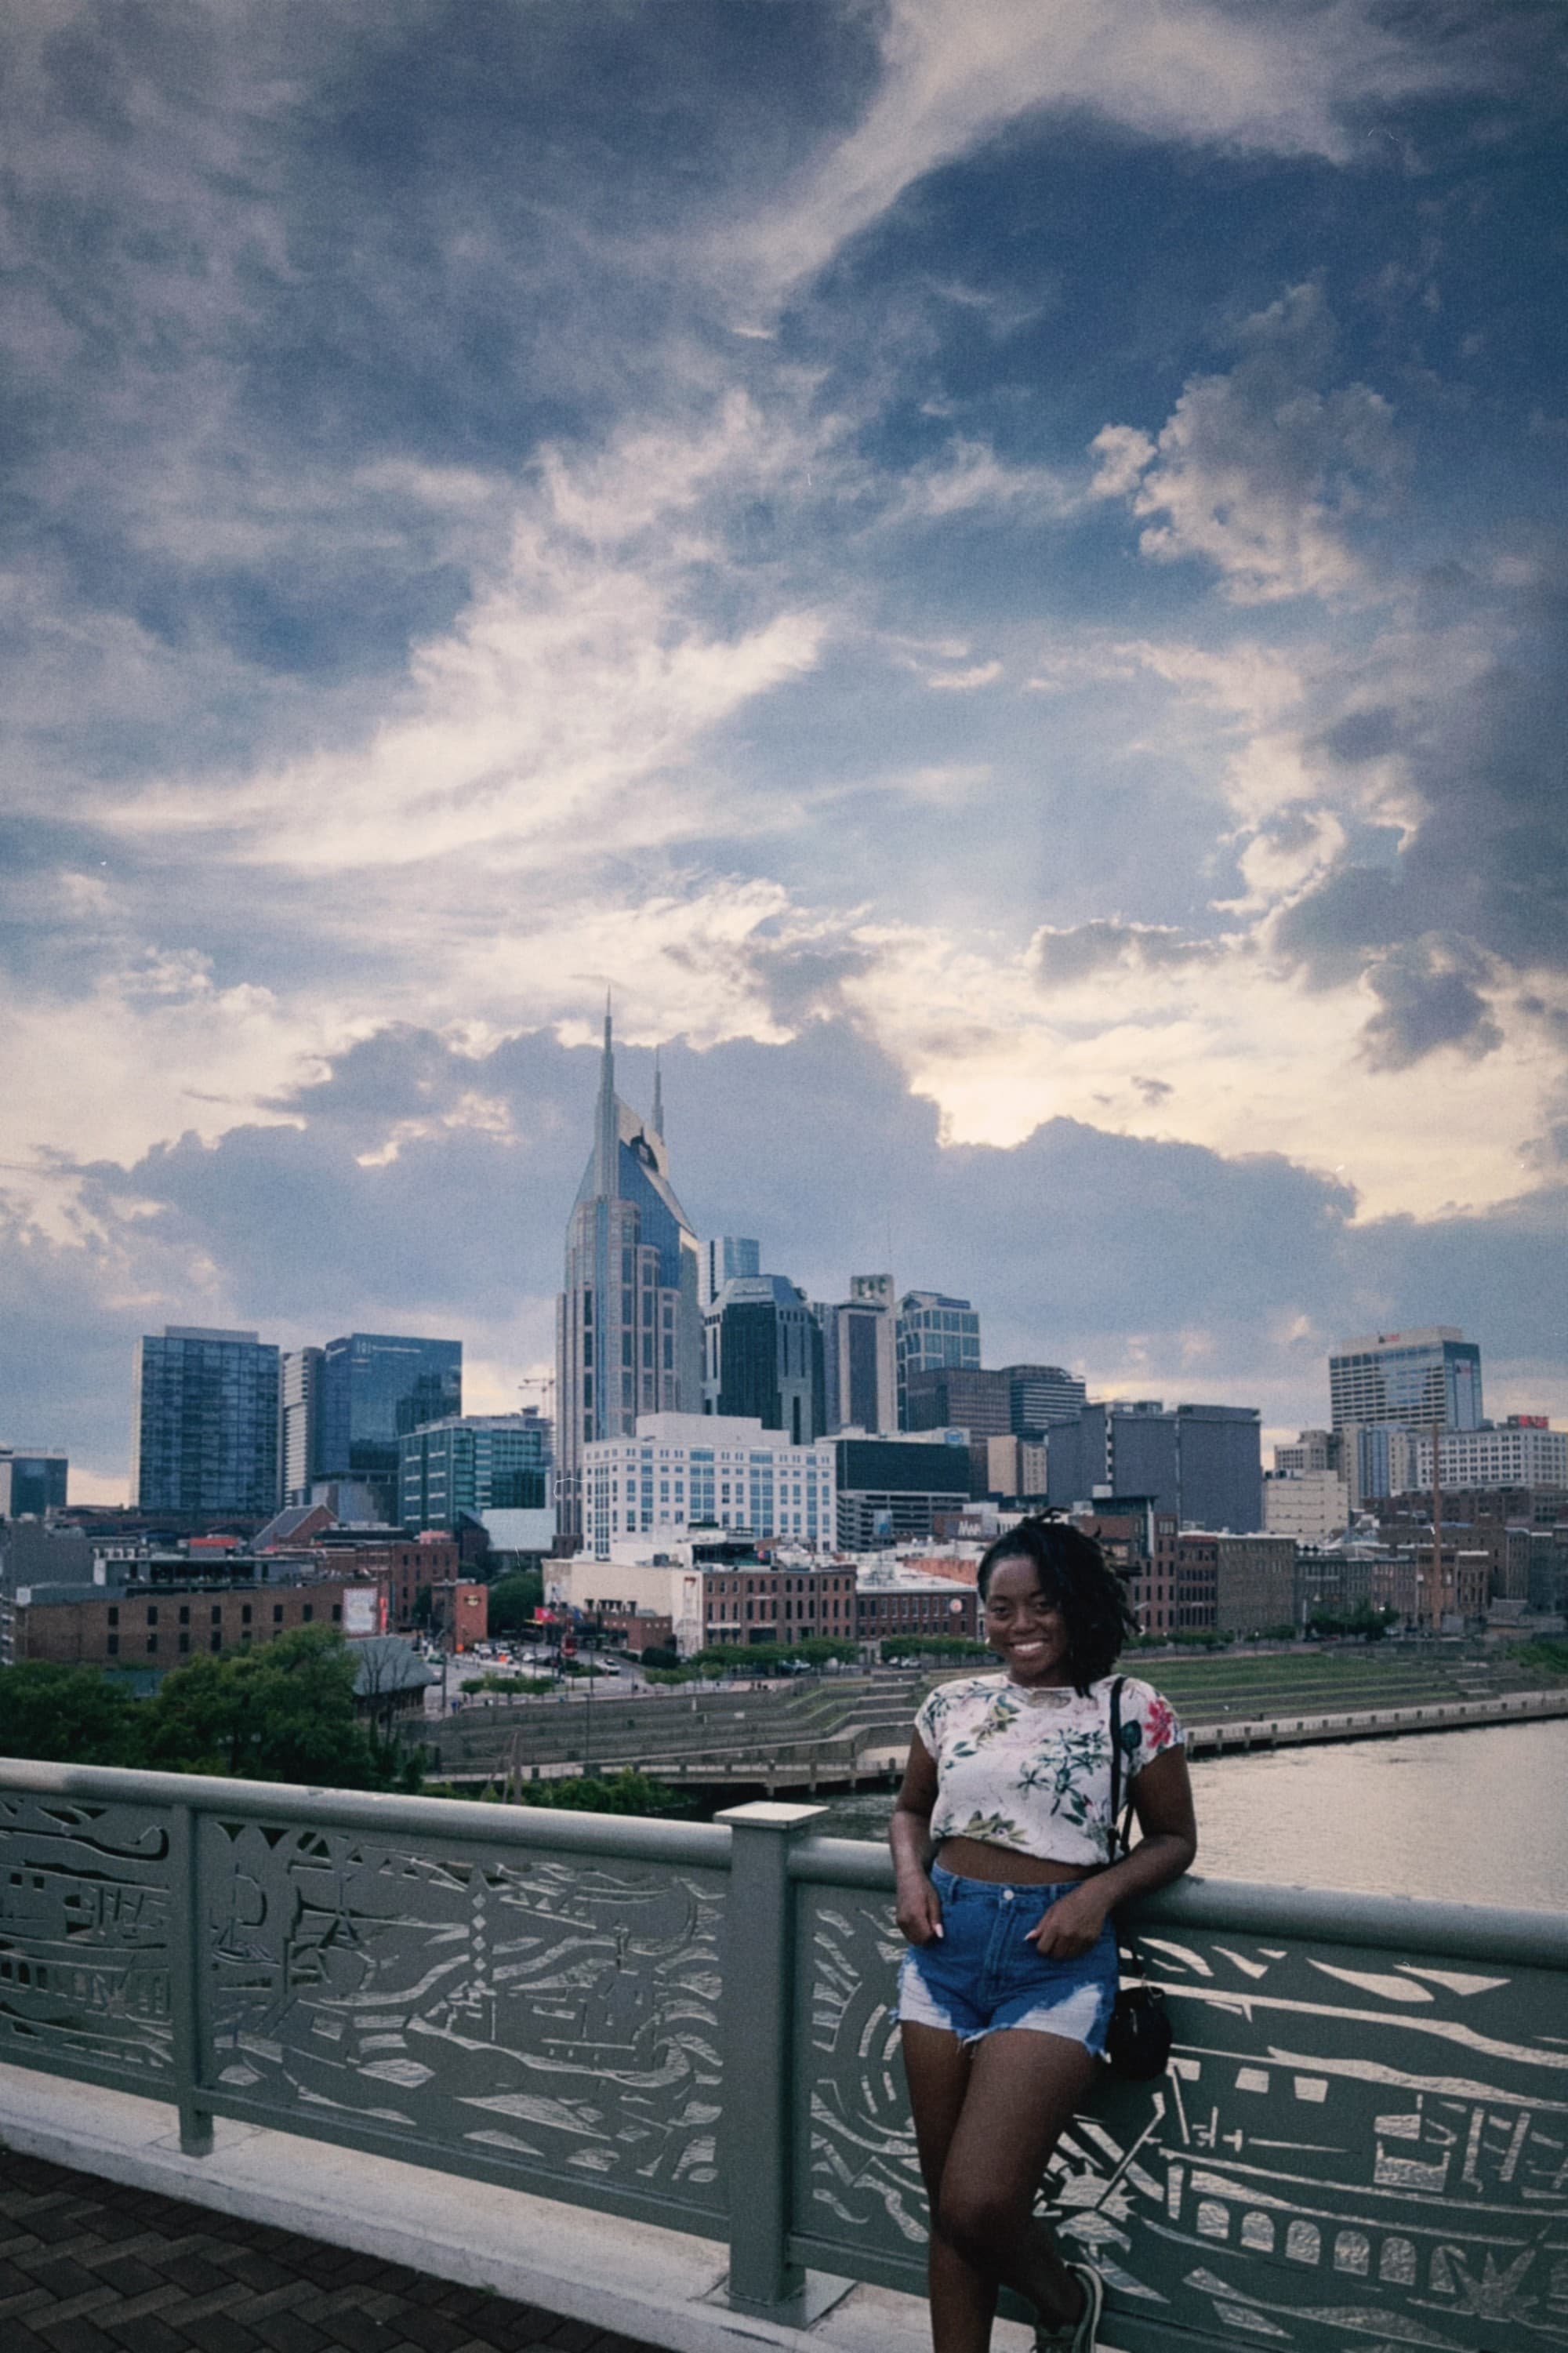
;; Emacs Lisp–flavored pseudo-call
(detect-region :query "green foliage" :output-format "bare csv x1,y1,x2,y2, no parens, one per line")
1170,1627,1237,1648
0,1661,143,1767
139,1627,416,1790
1309,1603,1396,1642
639,1645,681,1669
694,1638,858,1673
510,1767,698,1817
487,1571,543,1632
1509,1637,1568,1676
877,1634,989,1664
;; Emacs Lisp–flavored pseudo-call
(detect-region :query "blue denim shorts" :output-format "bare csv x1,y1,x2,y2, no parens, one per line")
896,1865,1119,2054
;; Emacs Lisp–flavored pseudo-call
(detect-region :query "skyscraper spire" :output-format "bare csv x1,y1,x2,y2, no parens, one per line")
593,990,618,1201
557,987,702,1548
652,1046,664,1141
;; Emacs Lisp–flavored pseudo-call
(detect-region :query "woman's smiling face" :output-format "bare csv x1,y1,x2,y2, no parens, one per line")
982,1552,1072,1687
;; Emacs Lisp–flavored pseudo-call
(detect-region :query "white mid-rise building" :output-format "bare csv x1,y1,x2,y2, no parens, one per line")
580,1412,836,1560
1409,1422,1566,1491
1263,1468,1352,1543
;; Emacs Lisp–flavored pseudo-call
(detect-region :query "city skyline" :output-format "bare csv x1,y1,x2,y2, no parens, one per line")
2,4,1564,1496
17,1029,1559,1510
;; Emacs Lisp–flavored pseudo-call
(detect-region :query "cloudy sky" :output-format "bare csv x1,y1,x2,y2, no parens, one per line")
4,0,1566,1499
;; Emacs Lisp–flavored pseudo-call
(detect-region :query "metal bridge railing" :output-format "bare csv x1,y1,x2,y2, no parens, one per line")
2,1758,1565,2350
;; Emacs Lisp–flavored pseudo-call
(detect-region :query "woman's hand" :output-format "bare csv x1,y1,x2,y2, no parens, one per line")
895,1871,945,1945
1025,1883,1109,1959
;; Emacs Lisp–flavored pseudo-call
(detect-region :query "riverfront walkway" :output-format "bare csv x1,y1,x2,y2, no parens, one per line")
0,2064,1026,2353
0,2150,656,2353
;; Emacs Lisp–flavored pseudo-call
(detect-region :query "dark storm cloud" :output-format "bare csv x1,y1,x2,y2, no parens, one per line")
25,1016,1565,1480
0,1207,144,1465
1033,922,1226,986
1282,558,1568,1040
737,940,878,1029
1359,940,1503,1072
0,0,871,798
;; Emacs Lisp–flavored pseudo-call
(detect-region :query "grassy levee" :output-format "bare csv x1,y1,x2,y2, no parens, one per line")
1131,1641,1568,1723
416,1641,1568,1784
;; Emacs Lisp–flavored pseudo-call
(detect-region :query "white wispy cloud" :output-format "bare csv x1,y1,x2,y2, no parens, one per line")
724,0,1472,299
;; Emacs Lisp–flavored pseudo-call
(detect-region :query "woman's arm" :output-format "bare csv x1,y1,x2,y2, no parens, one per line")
1027,1745,1197,1957
890,1733,945,1944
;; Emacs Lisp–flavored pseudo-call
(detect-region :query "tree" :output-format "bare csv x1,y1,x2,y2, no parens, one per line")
488,1571,543,1633
0,1661,142,1767
878,1634,990,1665
139,1627,405,1788
1309,1602,1394,1643
512,1767,696,1817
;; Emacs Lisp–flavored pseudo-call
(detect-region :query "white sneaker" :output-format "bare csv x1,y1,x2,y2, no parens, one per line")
1033,2261,1104,2353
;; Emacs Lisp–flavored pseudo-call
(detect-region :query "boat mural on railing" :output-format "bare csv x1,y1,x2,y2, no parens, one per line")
0,1792,172,2076
800,1887,1568,2351
202,1815,728,2217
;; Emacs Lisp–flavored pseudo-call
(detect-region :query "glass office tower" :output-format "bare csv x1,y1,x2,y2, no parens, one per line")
131,1327,280,1515
896,1291,982,1429
318,1334,462,1512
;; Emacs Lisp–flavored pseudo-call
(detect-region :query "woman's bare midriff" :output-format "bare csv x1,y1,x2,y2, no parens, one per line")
935,1836,1099,1884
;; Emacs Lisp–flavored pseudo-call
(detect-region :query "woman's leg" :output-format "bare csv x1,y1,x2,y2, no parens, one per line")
902,2022,996,2353
928,2028,1098,2337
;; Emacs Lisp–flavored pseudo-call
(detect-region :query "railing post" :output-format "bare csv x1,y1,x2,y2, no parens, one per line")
717,1799,826,2313
168,1803,213,2156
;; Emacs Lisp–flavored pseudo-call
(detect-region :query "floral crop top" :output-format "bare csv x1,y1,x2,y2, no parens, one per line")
914,1672,1183,1867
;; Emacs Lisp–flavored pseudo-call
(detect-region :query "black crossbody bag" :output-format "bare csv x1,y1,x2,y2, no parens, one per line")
1102,1676,1174,2080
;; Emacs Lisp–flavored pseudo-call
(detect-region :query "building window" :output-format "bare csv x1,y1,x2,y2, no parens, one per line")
332,1604,342,1622
146,1634,158,1653
210,1630,222,1651
107,1607,118,1626
212,1605,222,1623
273,1603,285,1623
147,1606,159,1626
179,1605,190,1625
303,1604,314,1622
107,1633,119,1656
241,1603,252,1625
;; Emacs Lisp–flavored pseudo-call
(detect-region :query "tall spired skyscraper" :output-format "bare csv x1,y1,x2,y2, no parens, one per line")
556,1011,702,1545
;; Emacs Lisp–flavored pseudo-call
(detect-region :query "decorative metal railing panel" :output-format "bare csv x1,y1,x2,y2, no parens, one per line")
2,1761,1566,2351
201,1812,727,2221
0,1786,175,2082
794,1877,926,2268
791,1857,1568,2351
1073,1928,1568,2353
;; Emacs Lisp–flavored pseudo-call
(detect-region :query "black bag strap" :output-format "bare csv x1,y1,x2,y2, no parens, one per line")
1108,1675,1135,1860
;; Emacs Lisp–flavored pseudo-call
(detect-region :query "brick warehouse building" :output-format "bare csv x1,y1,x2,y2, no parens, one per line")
6,1574,387,1666
856,1576,979,1643
317,1534,460,1626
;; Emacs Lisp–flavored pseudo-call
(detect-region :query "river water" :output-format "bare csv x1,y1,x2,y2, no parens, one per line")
817,1715,1568,1911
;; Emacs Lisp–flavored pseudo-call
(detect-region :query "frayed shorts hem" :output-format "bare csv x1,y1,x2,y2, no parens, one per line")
896,1963,1113,2053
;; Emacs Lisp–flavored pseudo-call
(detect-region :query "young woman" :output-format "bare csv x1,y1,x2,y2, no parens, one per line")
890,1518,1196,2353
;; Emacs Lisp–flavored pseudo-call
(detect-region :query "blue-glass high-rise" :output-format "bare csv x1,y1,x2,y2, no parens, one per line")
131,1327,280,1516
556,1013,702,1545
318,1333,462,1509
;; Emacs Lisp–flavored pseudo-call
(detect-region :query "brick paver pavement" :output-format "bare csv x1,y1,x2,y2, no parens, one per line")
0,2151,667,2353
